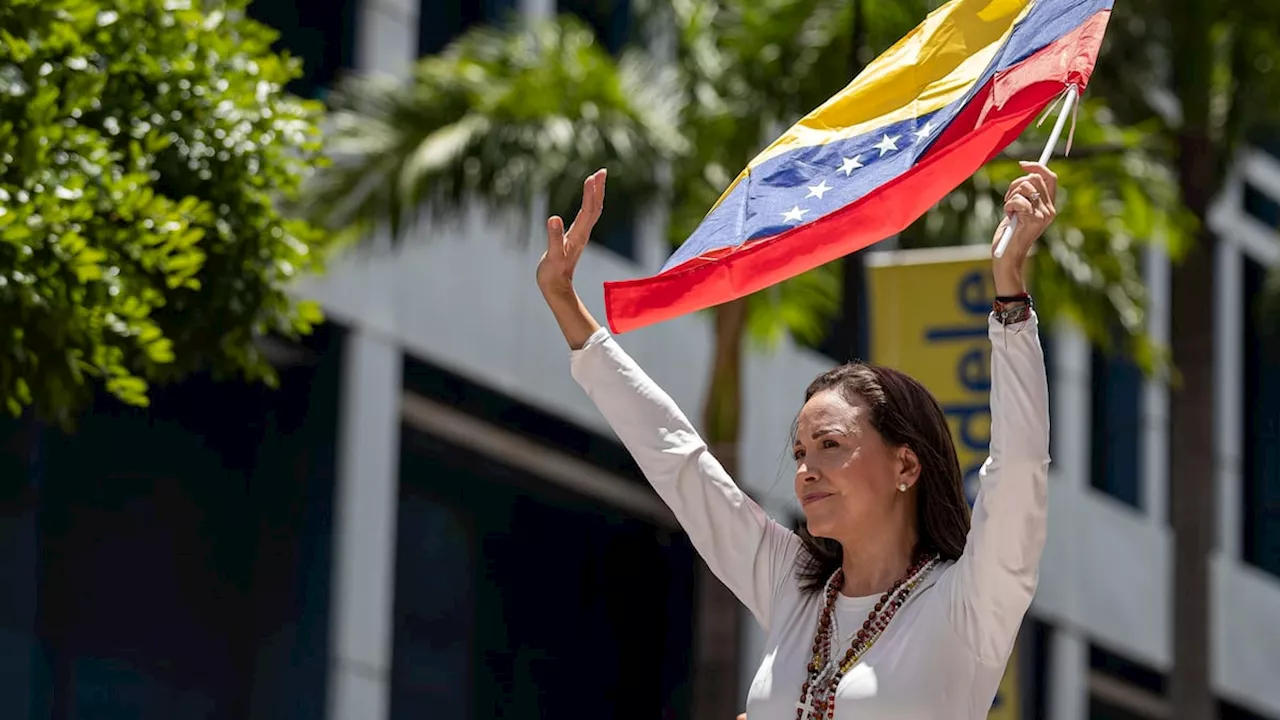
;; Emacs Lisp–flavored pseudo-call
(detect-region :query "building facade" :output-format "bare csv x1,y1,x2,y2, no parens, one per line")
0,1,1278,719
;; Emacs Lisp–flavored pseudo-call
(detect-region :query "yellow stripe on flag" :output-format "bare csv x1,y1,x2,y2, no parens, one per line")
706,0,1036,214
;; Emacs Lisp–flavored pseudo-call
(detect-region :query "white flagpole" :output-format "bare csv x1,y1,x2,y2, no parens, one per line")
992,84,1079,259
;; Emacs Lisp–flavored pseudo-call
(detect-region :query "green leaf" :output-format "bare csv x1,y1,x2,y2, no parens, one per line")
145,338,176,364
296,299,324,325
0,0,334,423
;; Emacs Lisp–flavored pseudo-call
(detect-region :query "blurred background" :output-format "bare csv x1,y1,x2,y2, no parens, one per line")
0,0,1278,719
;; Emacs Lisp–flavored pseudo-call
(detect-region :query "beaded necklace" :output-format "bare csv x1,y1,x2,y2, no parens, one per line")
795,554,939,720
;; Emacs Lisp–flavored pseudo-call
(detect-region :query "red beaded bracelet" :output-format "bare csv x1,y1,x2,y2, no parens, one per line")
993,293,1032,326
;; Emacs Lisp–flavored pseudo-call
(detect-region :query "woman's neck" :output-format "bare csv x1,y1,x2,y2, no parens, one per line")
837,531,917,597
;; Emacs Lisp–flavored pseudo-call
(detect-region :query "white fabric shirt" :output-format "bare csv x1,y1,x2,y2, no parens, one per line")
570,312,1050,720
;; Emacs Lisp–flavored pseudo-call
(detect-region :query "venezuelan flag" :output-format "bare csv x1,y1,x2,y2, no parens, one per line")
604,0,1112,333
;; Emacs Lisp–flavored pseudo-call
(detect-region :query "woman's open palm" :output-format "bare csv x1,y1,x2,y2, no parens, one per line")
536,169,607,295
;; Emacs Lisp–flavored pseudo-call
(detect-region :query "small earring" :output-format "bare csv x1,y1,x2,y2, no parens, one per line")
897,483,908,493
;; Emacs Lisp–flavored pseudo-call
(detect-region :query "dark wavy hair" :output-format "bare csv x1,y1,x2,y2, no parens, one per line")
794,362,971,592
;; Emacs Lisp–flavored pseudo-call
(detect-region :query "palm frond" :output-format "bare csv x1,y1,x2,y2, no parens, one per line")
745,264,842,350
300,18,687,242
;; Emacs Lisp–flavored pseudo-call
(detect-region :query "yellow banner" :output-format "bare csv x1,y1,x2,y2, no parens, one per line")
866,245,1019,720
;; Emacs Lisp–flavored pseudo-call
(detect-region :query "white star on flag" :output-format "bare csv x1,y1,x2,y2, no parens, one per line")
839,155,863,176
873,133,900,156
781,206,808,223
913,121,935,142
806,180,832,200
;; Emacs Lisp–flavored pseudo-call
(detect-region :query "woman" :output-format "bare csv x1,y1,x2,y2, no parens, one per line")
536,163,1054,719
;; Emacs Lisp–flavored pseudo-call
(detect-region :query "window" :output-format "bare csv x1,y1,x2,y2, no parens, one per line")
591,202,640,260
1220,699,1277,720
246,0,360,100
418,0,515,57
391,493,473,720
1090,697,1154,720
1244,182,1280,229
1089,335,1144,509
558,0,632,54
1262,135,1280,164
1241,256,1280,577
394,427,695,720
28,346,341,720
1087,644,1167,720
1089,645,1165,697
1020,619,1051,720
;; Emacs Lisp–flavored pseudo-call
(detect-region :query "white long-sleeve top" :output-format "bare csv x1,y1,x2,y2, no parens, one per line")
569,312,1050,720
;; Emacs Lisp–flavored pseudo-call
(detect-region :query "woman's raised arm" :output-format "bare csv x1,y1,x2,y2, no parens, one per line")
945,163,1055,664
538,170,799,629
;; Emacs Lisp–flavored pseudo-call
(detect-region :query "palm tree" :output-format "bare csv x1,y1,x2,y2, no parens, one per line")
302,19,686,242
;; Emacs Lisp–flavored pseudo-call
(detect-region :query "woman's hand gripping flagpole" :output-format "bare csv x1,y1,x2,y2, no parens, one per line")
992,84,1079,260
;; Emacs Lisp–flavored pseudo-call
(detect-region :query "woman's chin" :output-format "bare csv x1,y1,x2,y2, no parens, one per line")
811,529,839,541
801,514,839,540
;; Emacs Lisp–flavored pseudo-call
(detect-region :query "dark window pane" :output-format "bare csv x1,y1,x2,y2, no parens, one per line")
1244,182,1280,230
394,427,695,720
1089,696,1149,720
1242,256,1280,577
1090,335,1144,509
1086,644,1166,720
418,0,515,57
29,328,342,720
1089,644,1166,696
391,495,472,720
1022,619,1051,720
592,203,639,260
558,0,632,54
246,0,360,100
1220,698,1275,720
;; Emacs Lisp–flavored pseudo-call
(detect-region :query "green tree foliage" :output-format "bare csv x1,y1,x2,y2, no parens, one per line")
0,0,334,424
304,18,686,241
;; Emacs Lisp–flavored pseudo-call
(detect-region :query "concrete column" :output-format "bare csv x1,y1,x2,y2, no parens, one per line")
357,0,419,76
520,0,556,21
1214,236,1243,560
1051,322,1091,492
1049,627,1088,720
327,330,404,720
1143,245,1171,525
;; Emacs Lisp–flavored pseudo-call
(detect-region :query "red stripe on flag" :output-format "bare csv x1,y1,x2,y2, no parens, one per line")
604,9,1111,334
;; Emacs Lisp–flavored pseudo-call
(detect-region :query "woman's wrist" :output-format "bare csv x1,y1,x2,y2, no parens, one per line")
538,281,601,350
538,278,577,304
992,269,1025,297
993,293,1033,326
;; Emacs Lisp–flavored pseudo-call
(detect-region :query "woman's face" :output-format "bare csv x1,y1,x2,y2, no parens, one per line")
793,389,909,540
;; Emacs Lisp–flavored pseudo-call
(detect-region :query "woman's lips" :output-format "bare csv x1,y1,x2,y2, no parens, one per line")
801,492,834,506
